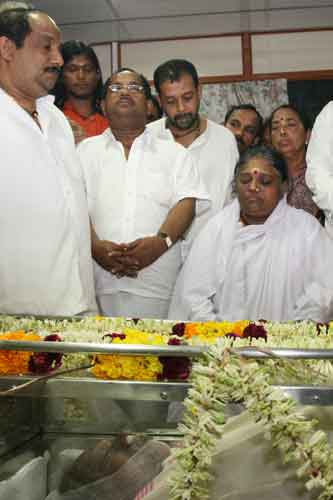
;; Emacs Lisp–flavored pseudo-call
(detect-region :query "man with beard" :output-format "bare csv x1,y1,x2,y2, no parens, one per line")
224,104,263,153
53,40,108,144
78,68,209,319
149,59,238,249
0,1,97,316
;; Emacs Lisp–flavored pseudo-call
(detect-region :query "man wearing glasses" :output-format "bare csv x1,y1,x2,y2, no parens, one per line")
77,68,209,319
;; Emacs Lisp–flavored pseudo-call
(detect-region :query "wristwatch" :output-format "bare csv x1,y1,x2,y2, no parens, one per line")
157,231,173,249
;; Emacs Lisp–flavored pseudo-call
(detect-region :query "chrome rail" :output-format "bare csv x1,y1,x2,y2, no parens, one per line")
0,340,205,357
1,340,333,359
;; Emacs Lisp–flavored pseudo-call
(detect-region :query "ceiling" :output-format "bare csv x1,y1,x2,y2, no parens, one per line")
32,0,333,43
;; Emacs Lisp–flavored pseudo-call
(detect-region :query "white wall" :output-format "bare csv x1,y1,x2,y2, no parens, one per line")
32,0,333,44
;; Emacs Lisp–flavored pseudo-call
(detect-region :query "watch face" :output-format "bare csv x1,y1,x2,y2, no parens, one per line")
165,236,173,248
157,232,172,248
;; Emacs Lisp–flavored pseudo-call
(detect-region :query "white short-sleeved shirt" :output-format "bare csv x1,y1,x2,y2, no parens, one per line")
0,90,96,316
306,101,333,236
148,117,239,232
78,128,210,300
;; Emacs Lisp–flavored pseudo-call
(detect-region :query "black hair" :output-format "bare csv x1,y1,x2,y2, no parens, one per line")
153,59,199,94
138,71,153,99
0,1,38,48
148,94,163,119
269,104,312,132
224,103,264,139
102,67,152,100
234,144,288,182
52,40,104,112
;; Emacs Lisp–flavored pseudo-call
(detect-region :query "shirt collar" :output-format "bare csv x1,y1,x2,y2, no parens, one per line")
0,87,54,110
104,126,150,148
36,93,55,111
153,116,209,147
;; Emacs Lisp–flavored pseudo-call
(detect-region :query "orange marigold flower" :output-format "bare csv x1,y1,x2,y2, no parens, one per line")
233,320,251,337
0,330,41,375
184,323,198,339
184,321,251,342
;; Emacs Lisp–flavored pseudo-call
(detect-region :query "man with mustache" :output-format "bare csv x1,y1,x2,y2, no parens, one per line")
224,104,263,153
0,1,97,316
78,68,209,319
148,59,239,249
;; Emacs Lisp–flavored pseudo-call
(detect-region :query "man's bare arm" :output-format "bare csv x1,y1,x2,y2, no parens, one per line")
124,198,195,270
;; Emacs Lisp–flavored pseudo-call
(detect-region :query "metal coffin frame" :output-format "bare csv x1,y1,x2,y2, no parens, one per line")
1,340,333,457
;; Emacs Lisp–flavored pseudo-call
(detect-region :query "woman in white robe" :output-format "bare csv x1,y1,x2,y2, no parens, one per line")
169,145,333,322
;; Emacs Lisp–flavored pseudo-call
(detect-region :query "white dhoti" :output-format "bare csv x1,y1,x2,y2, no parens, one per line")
97,292,170,319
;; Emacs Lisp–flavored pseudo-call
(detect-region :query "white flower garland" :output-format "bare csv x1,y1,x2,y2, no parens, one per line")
2,315,333,498
170,343,333,500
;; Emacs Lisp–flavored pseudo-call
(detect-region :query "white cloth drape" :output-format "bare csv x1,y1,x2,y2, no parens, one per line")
169,197,333,322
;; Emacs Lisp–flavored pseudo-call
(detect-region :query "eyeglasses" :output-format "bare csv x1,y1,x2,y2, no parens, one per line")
108,83,145,94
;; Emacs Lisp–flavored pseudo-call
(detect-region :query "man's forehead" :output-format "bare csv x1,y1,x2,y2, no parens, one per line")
230,109,258,125
112,70,140,83
28,11,60,38
160,73,197,94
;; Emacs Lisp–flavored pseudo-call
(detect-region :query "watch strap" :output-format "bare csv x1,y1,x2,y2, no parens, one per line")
157,231,173,248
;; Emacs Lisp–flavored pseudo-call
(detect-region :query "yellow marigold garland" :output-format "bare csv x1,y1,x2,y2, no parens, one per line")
184,320,250,343
0,330,41,375
91,328,167,381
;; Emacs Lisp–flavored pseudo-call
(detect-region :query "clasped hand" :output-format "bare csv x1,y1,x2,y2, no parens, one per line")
93,236,167,278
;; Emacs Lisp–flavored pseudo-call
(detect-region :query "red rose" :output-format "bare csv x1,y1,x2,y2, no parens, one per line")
159,356,192,380
172,323,186,337
242,323,267,341
29,334,63,374
102,332,126,341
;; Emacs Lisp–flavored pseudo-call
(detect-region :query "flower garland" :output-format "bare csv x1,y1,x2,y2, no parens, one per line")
183,320,250,342
2,316,333,498
0,330,40,375
0,318,333,381
92,329,167,381
170,343,333,500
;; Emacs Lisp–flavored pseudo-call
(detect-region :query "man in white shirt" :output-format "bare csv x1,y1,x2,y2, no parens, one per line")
149,59,239,243
78,68,209,319
0,2,96,316
306,101,333,237
169,146,333,322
